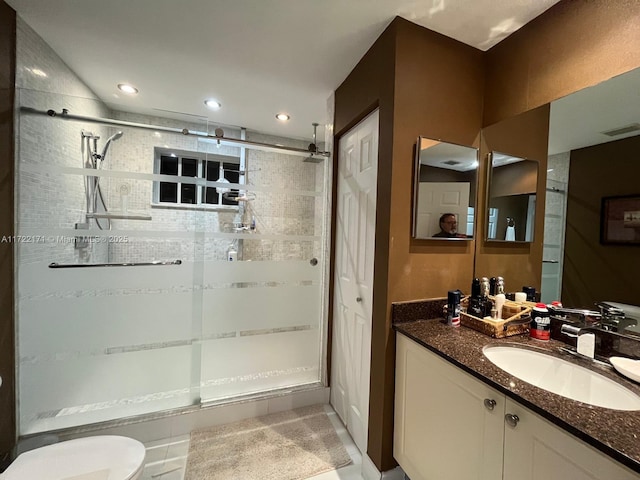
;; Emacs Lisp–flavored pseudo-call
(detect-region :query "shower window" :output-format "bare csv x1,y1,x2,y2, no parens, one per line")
153,148,241,207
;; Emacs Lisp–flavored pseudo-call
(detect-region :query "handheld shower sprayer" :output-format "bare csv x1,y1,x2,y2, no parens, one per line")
100,131,123,162
81,129,123,231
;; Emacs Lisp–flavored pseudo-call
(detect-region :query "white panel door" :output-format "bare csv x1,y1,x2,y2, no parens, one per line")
416,182,470,237
331,109,379,454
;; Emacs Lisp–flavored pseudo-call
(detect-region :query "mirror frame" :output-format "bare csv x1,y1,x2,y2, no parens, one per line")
412,136,479,240
485,150,539,243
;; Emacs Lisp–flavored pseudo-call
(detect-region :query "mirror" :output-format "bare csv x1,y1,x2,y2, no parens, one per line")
540,67,640,338
412,137,478,240
486,152,538,242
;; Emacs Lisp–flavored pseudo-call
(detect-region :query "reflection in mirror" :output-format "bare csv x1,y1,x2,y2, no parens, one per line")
412,137,478,240
541,67,640,334
486,152,538,242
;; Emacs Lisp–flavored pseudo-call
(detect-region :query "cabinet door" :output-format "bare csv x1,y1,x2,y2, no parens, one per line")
394,334,504,480
503,398,640,480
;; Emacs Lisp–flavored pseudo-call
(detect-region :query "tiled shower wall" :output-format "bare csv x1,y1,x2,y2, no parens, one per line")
104,114,322,263
544,151,570,249
16,18,111,265
541,151,570,302
16,17,322,266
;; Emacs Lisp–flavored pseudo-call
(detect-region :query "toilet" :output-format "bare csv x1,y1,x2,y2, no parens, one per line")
0,435,146,480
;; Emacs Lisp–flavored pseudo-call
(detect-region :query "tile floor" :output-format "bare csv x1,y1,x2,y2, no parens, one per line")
139,404,365,480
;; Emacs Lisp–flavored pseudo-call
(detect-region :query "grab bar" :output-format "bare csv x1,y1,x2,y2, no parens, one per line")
49,260,182,268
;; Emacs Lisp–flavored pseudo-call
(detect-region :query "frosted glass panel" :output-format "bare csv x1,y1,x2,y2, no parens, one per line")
199,261,323,402
19,347,193,435
200,330,320,401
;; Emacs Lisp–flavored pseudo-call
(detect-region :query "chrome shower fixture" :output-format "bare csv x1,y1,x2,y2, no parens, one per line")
307,122,320,154
304,123,329,162
100,131,123,161
81,129,100,139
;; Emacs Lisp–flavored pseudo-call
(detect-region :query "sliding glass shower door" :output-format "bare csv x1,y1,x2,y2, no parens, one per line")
15,90,328,435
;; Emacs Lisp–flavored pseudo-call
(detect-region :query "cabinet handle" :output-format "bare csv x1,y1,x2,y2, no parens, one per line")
483,398,496,411
505,413,520,427
356,297,362,302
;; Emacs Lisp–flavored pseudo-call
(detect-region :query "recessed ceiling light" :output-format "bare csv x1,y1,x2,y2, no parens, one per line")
205,99,222,109
26,67,48,78
275,113,290,121
117,83,138,94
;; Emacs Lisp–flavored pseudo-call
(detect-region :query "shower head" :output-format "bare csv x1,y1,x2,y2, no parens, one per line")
303,123,326,163
100,131,123,161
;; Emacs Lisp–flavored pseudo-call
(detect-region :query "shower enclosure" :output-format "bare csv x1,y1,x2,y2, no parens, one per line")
15,89,330,436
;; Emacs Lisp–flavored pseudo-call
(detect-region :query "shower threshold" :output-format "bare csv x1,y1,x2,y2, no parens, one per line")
17,382,328,454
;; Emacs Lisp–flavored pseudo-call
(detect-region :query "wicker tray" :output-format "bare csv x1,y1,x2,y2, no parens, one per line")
458,298,532,338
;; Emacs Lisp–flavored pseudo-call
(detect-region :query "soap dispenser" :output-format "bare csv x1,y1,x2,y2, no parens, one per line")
227,243,237,261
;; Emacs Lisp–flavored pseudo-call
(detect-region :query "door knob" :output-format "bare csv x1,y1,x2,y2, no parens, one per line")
505,413,520,427
483,398,496,411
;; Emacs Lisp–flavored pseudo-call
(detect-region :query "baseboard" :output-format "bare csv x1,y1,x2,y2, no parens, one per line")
362,453,405,480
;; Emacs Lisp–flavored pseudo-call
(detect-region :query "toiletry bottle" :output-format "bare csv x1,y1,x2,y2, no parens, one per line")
530,303,551,341
469,278,483,317
548,300,565,319
489,277,497,296
523,286,537,302
480,277,493,317
447,290,461,327
496,277,505,295
514,291,527,303
494,293,506,320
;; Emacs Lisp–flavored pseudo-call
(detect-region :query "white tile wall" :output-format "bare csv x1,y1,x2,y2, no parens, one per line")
16,17,323,267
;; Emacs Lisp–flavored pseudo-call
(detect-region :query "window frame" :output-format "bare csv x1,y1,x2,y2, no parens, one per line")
152,147,242,210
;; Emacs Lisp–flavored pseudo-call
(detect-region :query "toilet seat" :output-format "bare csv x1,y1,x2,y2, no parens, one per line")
1,435,146,480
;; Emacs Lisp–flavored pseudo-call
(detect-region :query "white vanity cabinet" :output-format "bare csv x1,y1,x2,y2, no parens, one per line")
394,333,505,480
502,397,638,480
394,333,640,480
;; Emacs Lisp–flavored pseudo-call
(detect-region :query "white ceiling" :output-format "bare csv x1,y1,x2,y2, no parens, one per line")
7,0,562,142
548,67,640,155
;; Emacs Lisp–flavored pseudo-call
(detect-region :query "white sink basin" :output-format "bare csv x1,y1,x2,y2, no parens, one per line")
483,345,640,411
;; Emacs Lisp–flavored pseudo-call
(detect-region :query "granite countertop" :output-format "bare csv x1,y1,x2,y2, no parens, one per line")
393,318,640,474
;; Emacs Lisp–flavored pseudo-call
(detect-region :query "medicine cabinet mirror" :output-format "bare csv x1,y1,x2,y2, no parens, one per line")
412,137,478,240
486,151,538,242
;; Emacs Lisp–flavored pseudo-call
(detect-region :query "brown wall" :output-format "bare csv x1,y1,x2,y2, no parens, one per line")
0,0,16,469
334,16,484,470
333,0,640,472
490,161,538,197
333,19,397,471
476,105,550,317
563,136,640,308
484,0,640,126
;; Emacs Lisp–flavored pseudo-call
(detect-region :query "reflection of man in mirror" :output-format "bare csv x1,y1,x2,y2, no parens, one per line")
433,213,467,238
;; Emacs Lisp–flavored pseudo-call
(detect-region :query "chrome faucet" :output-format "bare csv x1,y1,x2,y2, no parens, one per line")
547,305,602,325
560,324,597,359
596,302,637,332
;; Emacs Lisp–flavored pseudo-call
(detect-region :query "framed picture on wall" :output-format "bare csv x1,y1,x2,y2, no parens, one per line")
600,194,640,245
